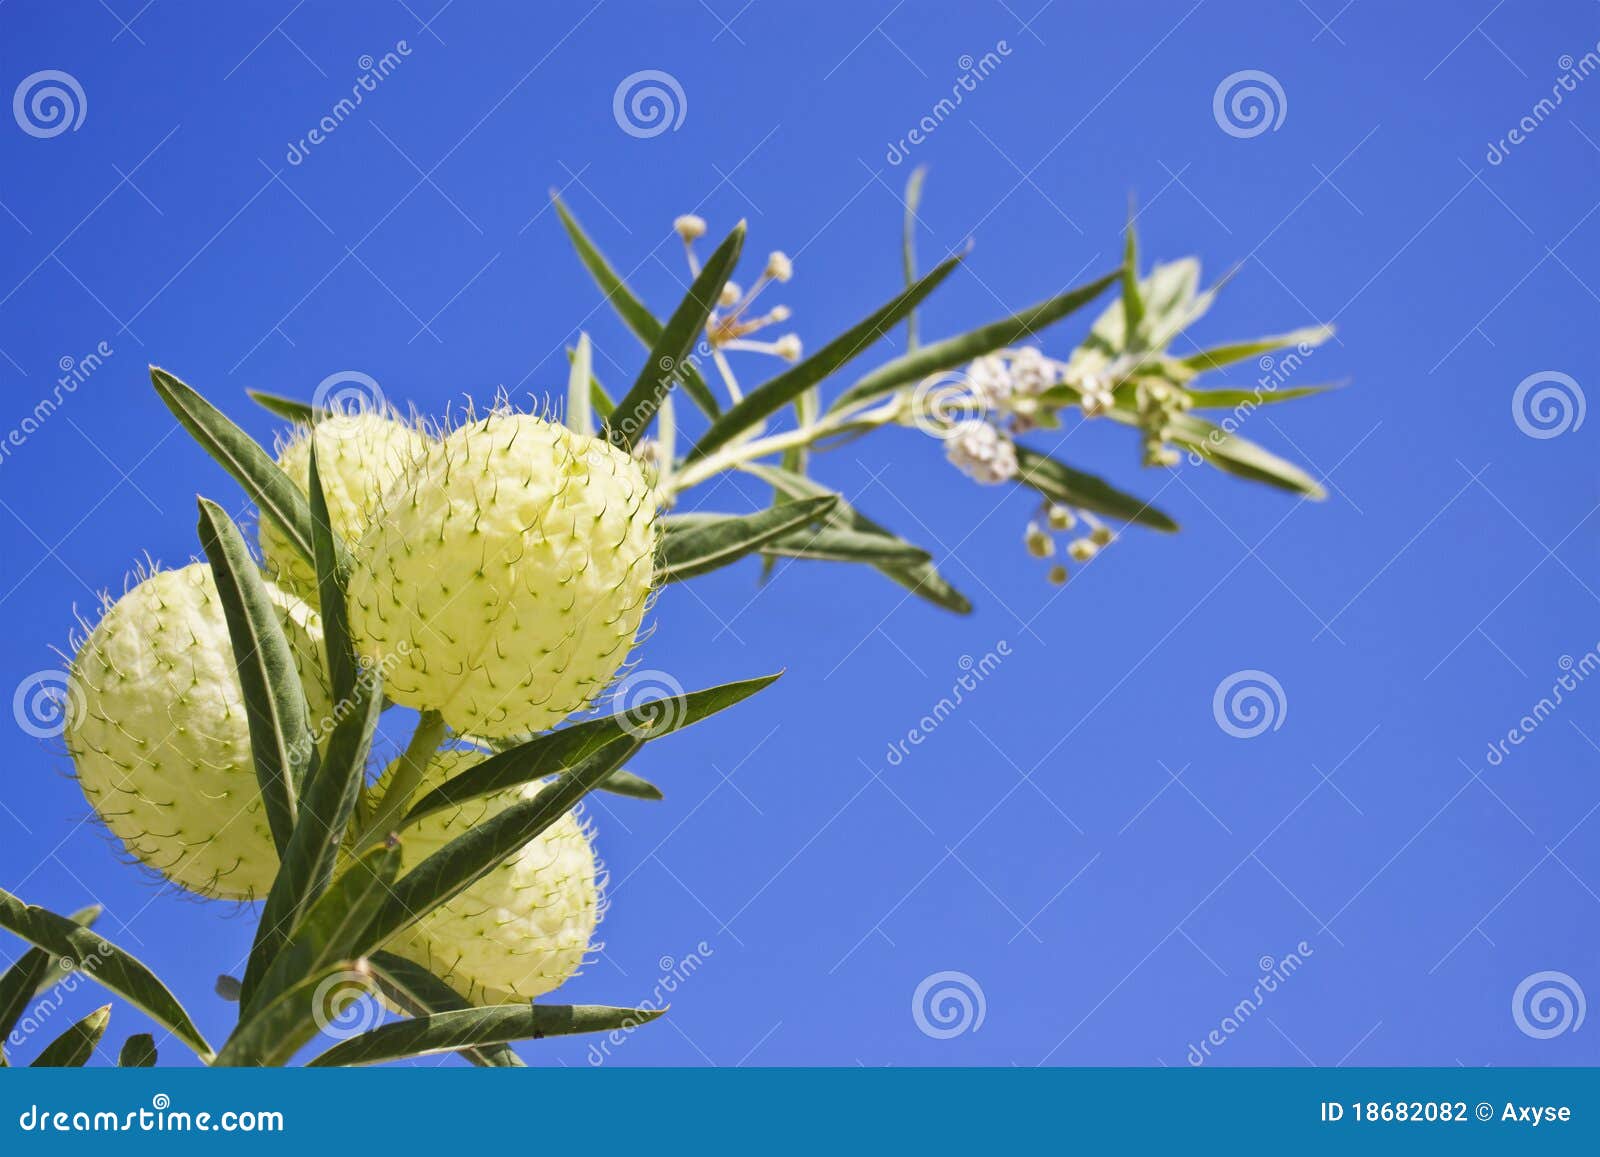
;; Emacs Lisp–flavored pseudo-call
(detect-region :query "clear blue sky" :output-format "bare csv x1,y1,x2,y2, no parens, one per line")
0,1,1596,1068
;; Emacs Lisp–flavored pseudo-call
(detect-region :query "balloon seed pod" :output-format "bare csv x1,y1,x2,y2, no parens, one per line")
347,408,657,738
379,749,603,1003
259,410,429,602
63,561,334,900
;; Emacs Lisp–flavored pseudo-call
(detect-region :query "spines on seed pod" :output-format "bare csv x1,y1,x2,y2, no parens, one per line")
259,409,430,602
63,561,335,900
347,410,658,738
378,749,603,1003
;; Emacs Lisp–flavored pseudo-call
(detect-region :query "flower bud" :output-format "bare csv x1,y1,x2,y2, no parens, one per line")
1046,504,1076,531
765,251,793,282
1090,526,1115,547
1047,564,1069,585
348,413,656,737
718,282,742,308
259,412,428,602
1025,524,1054,558
673,214,707,241
65,563,333,899
774,334,803,362
1067,538,1098,562
379,750,600,1003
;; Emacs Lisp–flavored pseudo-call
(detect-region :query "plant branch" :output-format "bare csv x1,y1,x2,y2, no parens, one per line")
357,710,447,846
669,393,907,493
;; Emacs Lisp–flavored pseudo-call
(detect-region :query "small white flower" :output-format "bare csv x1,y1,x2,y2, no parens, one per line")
765,250,793,282
1078,373,1115,417
945,421,1018,485
718,282,742,308
673,214,707,241
773,334,803,361
1008,347,1059,396
965,355,1014,409
1067,537,1098,562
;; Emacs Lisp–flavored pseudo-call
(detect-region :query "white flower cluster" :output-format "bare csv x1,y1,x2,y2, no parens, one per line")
944,420,1017,484
964,347,1060,416
940,347,1120,487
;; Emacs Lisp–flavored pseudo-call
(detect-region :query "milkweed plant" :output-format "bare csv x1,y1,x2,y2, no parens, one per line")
1,172,1335,1067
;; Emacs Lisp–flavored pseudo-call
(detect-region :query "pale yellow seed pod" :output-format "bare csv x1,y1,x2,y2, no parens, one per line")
259,412,429,601
380,750,601,1003
347,413,657,737
64,563,334,900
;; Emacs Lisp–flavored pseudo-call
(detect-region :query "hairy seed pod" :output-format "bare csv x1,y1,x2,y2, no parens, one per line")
64,562,334,900
379,749,601,1002
259,412,428,601
348,413,656,737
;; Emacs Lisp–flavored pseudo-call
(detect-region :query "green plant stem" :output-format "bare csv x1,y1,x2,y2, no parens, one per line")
357,710,446,845
669,394,907,494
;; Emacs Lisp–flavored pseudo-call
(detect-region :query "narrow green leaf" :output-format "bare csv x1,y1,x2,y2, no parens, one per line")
27,904,101,998
763,524,934,565
693,251,967,459
406,674,780,821
367,952,523,1067
566,332,594,436
197,497,314,855
118,1033,157,1067
1079,257,1201,360
596,768,664,801
1178,324,1334,374
1183,384,1336,409
660,496,838,583
241,843,401,1023
1158,412,1326,497
0,889,211,1060
30,1005,109,1067
831,268,1118,411
247,389,323,425
744,463,972,613
0,949,51,1052
665,513,933,566
239,672,384,1009
552,195,720,419
307,1003,665,1067
607,221,746,450
153,367,345,574
307,443,358,706
369,738,643,949
1121,212,1145,339
212,961,369,1067
902,164,927,351
1013,446,1180,532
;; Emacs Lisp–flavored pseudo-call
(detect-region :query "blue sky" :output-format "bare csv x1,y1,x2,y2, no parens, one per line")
0,0,1596,1068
